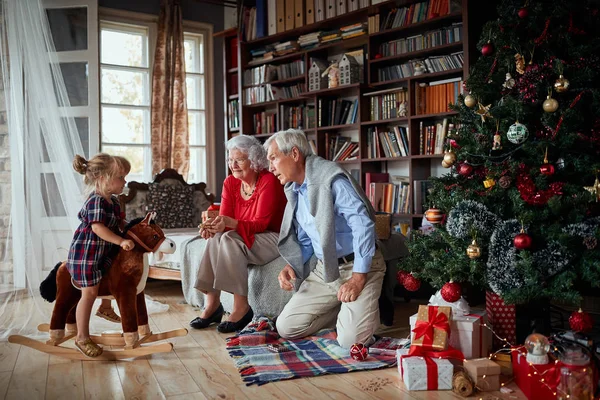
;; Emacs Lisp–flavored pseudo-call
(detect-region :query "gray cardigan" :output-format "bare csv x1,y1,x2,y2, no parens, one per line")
278,155,375,284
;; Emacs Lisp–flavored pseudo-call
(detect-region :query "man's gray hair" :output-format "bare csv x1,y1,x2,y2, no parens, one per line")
263,128,313,157
226,134,269,171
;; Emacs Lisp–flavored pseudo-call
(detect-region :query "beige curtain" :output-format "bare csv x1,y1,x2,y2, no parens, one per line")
151,0,189,177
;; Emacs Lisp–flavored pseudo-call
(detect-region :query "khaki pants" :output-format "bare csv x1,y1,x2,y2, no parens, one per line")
194,230,280,296
276,250,386,349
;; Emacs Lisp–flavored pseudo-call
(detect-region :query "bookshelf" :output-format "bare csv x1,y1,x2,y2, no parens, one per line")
218,0,490,229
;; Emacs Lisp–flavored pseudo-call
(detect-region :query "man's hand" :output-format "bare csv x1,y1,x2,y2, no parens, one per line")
337,273,367,303
278,264,297,291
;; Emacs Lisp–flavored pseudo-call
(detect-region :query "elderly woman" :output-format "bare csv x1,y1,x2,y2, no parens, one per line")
190,135,286,333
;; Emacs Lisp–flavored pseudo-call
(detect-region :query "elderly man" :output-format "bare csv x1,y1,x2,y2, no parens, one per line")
264,129,385,349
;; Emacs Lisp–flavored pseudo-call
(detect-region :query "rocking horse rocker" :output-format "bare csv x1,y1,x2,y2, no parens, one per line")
8,212,188,360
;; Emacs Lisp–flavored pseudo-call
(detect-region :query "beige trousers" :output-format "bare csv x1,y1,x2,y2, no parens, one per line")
276,250,386,349
194,230,280,296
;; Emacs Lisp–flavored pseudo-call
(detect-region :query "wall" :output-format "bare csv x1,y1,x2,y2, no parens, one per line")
99,0,226,197
0,81,12,285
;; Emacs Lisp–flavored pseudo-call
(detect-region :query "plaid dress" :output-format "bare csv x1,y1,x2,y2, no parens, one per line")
67,193,122,287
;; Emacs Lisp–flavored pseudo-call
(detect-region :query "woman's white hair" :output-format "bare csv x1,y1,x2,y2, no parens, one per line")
226,134,269,171
263,128,313,157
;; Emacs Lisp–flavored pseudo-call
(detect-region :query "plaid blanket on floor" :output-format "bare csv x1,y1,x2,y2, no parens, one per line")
226,318,397,386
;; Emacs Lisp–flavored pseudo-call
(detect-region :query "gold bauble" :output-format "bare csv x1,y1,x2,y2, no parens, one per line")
554,74,570,93
441,160,452,168
466,239,481,259
543,96,559,113
483,177,496,188
443,150,457,166
464,94,477,108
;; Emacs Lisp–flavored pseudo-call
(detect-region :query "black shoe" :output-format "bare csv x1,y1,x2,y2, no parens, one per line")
190,303,224,329
217,307,254,333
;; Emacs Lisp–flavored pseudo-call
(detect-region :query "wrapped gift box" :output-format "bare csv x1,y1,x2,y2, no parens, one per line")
398,353,453,391
486,291,516,350
464,358,501,392
410,305,452,351
511,346,555,400
410,310,491,359
491,352,513,376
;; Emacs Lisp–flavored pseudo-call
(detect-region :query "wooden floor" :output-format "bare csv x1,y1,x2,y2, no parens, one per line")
0,281,526,400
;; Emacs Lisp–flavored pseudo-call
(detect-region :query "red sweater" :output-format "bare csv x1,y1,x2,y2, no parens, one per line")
220,170,286,248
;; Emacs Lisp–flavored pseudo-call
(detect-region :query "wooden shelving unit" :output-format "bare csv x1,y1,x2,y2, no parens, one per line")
217,0,488,228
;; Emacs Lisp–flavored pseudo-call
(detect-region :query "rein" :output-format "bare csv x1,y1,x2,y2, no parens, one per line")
126,228,165,253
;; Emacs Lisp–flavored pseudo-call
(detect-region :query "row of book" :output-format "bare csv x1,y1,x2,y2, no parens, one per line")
364,88,408,121
368,0,459,35
317,98,359,127
365,172,433,215
326,136,359,162
378,23,462,57
369,181,411,214
243,61,305,86
228,99,239,130
414,78,463,115
418,119,452,155
280,104,315,130
244,83,306,105
376,52,463,82
366,126,410,159
252,111,277,134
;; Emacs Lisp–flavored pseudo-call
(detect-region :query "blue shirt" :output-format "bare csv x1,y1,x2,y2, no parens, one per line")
293,175,375,273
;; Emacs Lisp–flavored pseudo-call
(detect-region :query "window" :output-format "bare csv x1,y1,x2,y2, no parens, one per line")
184,31,208,184
100,20,152,182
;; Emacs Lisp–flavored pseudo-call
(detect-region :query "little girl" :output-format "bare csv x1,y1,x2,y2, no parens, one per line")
67,153,134,357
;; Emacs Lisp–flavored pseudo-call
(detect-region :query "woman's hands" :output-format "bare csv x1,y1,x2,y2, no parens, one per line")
199,215,237,239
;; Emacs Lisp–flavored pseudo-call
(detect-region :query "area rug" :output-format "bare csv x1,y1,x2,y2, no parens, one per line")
226,318,397,386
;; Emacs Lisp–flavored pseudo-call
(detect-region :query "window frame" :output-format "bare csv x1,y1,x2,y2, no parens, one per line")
98,8,215,190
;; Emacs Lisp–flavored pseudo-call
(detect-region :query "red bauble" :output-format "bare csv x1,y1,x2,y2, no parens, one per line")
569,309,594,333
441,281,462,303
403,274,421,292
396,270,409,286
481,42,494,56
350,343,369,361
540,163,555,176
514,232,532,249
458,163,473,176
518,7,528,18
374,54,383,59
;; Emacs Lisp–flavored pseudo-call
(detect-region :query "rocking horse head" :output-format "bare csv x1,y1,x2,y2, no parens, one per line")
124,212,176,259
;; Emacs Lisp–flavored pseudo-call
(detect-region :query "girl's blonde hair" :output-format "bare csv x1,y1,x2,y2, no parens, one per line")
73,153,131,196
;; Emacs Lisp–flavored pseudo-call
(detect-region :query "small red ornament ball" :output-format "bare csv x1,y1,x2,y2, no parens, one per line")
481,42,494,56
441,281,462,303
514,232,532,250
540,163,555,176
374,53,383,59
518,7,528,18
396,270,409,286
458,163,473,176
403,274,421,292
350,343,369,361
569,309,594,333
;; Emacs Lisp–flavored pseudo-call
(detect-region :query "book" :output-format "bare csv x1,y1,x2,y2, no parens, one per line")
369,337,410,355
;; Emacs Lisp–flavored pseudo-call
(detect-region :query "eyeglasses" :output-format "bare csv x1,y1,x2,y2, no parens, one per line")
227,157,249,165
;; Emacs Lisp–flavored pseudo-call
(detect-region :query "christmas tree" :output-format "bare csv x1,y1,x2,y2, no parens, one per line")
404,0,600,306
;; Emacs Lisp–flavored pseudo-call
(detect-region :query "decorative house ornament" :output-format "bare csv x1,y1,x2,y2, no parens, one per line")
308,59,328,92
339,53,360,86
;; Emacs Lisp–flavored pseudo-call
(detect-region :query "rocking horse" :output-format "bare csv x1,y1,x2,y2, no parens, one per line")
8,212,188,360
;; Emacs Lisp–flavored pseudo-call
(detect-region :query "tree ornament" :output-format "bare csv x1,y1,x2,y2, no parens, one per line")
499,175,512,189
569,309,593,333
502,73,515,89
396,270,409,285
539,147,555,176
441,281,462,302
442,150,457,167
514,228,532,250
458,162,473,176
466,239,481,259
554,74,570,93
475,102,492,122
424,207,444,224
583,176,600,202
349,343,369,361
543,91,559,113
441,160,452,168
403,273,421,292
483,177,496,189
481,41,494,56
464,94,477,108
518,7,528,18
515,53,526,74
583,236,597,250
507,121,529,144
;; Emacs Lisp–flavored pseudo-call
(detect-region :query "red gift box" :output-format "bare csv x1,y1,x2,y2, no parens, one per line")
486,291,516,350
511,346,556,400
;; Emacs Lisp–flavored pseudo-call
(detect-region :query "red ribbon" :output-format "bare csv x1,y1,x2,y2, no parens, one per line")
401,346,466,390
412,306,451,349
